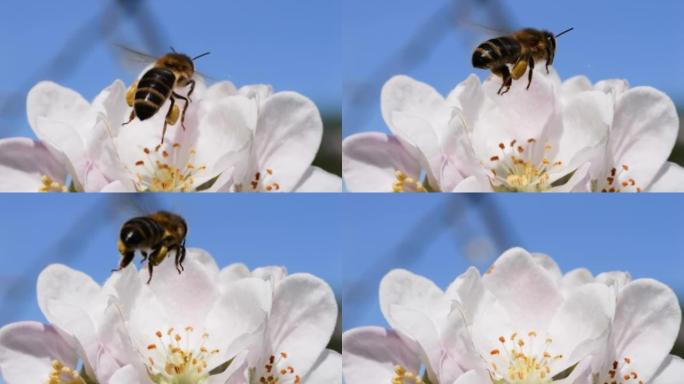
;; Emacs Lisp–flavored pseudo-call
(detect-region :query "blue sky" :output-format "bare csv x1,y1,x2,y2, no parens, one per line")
0,1,341,139
342,194,684,330
344,0,684,136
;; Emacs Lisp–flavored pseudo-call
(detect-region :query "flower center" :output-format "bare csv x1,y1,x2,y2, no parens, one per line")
487,139,563,192
486,331,564,384
38,175,68,192
249,352,301,384
46,360,86,384
592,357,643,384
234,168,281,192
132,143,207,192
595,165,641,192
392,170,426,192
391,365,424,384
145,326,220,384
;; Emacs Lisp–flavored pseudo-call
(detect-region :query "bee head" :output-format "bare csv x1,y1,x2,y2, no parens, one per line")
121,227,144,247
159,53,195,85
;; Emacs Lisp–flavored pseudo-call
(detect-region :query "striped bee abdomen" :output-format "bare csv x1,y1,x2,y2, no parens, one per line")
120,217,164,248
472,37,522,68
134,68,176,120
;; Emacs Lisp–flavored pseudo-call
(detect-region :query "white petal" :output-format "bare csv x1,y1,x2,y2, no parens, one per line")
239,84,274,101
254,92,323,192
292,166,342,192
379,269,449,335
482,247,563,331
609,87,678,189
612,279,682,381
342,327,420,384
108,364,144,384
561,75,593,96
304,350,342,384
204,81,238,100
651,355,684,384
268,274,338,376
0,138,67,191
219,263,251,287
0,322,78,384
342,132,421,192
648,162,684,191
205,278,270,359
547,283,614,370
451,175,493,192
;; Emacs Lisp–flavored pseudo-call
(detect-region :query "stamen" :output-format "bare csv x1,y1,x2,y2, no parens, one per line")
391,365,424,384
131,143,207,192
47,360,86,384
392,170,426,193
485,138,564,192
38,175,68,193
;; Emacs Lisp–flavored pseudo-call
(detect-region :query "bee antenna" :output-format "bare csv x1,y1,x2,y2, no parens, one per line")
555,27,574,38
192,51,211,61
170,46,177,53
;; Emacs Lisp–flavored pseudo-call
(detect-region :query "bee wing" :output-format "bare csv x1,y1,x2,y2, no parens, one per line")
114,44,159,77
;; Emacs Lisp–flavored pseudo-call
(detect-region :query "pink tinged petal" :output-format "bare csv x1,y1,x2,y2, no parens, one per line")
594,79,630,97
648,161,684,191
547,283,614,370
100,180,136,192
611,279,682,381
268,273,338,377
379,269,450,336
452,369,491,384
651,355,684,384
254,92,323,192
439,308,479,380
27,82,96,182
388,305,443,380
609,87,678,189
561,75,593,97
0,322,78,384
139,248,220,329
251,266,288,287
219,263,251,287
194,96,255,184
451,176,493,192
530,252,562,281
0,138,67,191
239,84,274,101
445,74,484,128
91,80,128,133
342,132,421,192
561,268,594,291
553,91,612,181
482,247,563,331
292,166,342,192
205,278,271,359
108,364,144,384
342,327,420,384
204,81,238,100
480,65,558,141
303,350,341,384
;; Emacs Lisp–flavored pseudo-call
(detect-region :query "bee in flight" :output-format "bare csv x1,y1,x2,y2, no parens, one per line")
122,48,210,144
112,211,188,284
471,27,573,95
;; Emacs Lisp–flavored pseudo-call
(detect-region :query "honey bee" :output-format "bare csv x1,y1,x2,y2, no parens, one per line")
122,48,210,144
112,211,188,284
471,27,573,95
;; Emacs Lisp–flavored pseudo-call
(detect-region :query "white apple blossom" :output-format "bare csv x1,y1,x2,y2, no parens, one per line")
0,76,340,192
343,247,682,384
343,66,684,192
217,263,341,384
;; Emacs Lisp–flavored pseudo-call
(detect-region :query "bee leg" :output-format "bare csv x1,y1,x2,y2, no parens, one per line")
141,250,148,262
511,58,528,80
526,57,535,90
161,96,179,145
146,259,155,284
178,240,186,272
172,92,190,131
122,109,136,126
545,46,554,74
113,251,135,272
492,65,512,95
186,79,196,103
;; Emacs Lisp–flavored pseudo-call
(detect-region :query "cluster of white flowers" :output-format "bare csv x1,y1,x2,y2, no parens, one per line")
343,247,683,384
0,249,341,384
0,79,341,192
343,67,684,192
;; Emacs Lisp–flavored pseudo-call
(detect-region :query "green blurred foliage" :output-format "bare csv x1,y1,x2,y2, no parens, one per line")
312,113,341,176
